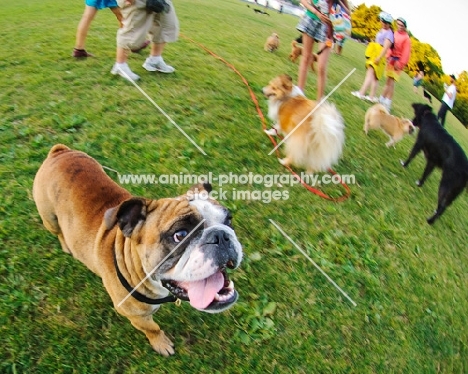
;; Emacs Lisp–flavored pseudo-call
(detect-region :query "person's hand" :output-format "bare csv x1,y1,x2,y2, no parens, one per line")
319,13,333,28
374,57,381,64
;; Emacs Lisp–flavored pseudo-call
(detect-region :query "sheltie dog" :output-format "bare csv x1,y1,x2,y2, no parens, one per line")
263,74,345,173
364,103,415,147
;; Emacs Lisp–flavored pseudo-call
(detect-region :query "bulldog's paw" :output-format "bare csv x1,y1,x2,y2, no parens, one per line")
416,180,423,187
400,160,407,167
150,330,175,356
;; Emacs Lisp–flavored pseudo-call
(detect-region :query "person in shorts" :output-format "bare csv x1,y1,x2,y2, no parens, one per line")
111,0,179,82
379,17,411,112
73,0,125,58
296,0,334,100
351,11,394,103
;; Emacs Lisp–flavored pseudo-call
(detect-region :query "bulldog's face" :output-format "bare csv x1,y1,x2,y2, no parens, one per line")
106,184,243,313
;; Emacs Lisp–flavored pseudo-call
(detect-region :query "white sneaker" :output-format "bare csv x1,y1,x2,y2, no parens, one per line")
111,63,140,82
365,96,379,103
142,57,175,73
351,91,365,100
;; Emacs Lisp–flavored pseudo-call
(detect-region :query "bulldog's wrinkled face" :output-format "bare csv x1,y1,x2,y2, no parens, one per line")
159,196,243,313
109,184,243,313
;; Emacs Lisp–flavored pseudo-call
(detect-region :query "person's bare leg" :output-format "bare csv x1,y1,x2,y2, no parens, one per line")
316,41,331,100
151,42,166,57
75,6,98,50
369,69,379,98
382,77,395,99
359,67,375,96
116,46,127,64
298,34,314,92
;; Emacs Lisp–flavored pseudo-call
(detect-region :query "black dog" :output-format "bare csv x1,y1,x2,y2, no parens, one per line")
400,103,468,224
253,8,270,15
423,89,432,103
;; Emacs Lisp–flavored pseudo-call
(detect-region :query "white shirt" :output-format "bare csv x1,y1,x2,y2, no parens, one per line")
442,84,457,109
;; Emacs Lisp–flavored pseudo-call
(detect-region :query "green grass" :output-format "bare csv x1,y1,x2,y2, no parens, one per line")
1,0,468,372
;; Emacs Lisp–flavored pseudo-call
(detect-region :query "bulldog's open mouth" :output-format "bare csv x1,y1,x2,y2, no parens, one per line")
161,268,237,311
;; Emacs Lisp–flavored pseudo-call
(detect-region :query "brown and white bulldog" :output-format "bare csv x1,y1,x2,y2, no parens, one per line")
33,144,243,356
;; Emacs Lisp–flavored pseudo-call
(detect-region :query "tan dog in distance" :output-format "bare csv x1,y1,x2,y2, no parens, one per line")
264,33,279,52
33,144,243,356
364,104,416,147
289,40,317,72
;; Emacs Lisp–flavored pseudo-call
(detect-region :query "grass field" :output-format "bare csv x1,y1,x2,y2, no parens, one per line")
1,0,468,372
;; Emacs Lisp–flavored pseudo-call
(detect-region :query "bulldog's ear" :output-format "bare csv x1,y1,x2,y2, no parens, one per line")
104,198,147,237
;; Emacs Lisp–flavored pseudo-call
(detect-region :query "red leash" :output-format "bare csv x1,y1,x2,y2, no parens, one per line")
180,34,351,202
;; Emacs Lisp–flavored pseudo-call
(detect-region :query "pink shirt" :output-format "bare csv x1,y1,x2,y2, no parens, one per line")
387,30,411,68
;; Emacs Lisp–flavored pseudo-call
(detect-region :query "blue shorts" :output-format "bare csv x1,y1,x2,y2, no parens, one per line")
296,15,327,43
85,0,118,9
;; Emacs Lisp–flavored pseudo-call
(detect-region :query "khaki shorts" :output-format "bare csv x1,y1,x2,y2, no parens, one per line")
117,0,179,50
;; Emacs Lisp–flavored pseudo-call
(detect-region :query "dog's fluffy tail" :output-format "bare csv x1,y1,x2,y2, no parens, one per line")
287,102,345,172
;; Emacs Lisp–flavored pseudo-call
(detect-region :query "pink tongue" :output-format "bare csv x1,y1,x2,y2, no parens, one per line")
181,272,224,309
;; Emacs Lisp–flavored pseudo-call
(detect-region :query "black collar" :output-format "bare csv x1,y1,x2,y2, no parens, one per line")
113,249,177,305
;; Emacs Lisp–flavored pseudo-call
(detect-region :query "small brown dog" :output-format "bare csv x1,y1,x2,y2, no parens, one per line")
289,40,317,72
364,104,416,147
264,33,279,52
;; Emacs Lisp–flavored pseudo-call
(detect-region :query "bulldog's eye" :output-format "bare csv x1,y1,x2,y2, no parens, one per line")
173,230,188,243
224,214,233,227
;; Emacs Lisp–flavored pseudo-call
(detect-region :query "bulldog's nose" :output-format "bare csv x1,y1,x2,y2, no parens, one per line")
206,230,230,246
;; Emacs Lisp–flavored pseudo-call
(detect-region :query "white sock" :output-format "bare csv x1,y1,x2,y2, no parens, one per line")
150,55,162,63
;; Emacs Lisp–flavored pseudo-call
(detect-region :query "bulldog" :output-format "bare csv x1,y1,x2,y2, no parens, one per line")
33,144,243,356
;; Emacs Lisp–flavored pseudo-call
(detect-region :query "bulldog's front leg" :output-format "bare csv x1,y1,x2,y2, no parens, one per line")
127,314,175,356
